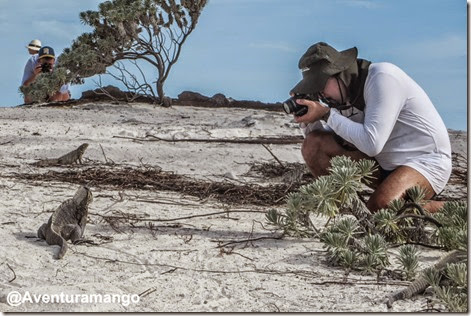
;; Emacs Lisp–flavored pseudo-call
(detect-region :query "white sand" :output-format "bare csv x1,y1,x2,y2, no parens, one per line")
0,102,466,312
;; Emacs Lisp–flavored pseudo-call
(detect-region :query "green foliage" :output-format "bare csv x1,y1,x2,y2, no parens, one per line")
397,245,419,280
320,218,389,274
298,176,339,218
293,156,376,218
20,67,69,102
374,208,402,241
265,206,313,238
434,286,468,313
361,234,389,272
445,262,467,288
432,201,467,251
404,185,427,206
332,217,361,241
387,199,405,213
21,0,207,103
321,217,362,267
266,155,468,309
423,266,441,287
424,262,468,312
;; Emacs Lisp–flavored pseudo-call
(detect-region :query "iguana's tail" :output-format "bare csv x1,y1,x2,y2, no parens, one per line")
33,158,59,167
48,230,68,259
56,236,68,259
386,250,466,307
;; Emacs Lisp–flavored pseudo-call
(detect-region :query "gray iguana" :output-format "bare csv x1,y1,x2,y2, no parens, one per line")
386,249,466,308
37,186,93,259
33,143,89,166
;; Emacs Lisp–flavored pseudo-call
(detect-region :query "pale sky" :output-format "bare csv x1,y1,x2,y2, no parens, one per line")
0,0,467,130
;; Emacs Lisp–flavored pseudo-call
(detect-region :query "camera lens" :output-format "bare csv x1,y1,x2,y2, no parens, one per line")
282,99,295,114
282,95,309,116
41,63,51,73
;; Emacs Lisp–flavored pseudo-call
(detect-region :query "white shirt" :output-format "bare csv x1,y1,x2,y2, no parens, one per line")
307,62,452,193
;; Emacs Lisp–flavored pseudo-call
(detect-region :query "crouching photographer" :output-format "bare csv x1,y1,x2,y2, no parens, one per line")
21,46,70,103
285,42,451,214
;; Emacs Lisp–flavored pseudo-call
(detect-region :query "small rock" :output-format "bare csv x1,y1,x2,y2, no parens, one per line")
241,116,256,127
223,171,238,180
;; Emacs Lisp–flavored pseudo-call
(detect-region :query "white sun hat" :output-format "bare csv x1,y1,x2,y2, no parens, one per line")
26,39,42,51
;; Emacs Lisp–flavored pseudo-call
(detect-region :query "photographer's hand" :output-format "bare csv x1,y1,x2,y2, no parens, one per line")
34,64,42,75
22,64,42,87
293,99,330,124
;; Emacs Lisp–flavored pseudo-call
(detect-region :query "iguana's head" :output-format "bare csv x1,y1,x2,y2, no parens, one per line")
74,186,93,206
79,143,89,152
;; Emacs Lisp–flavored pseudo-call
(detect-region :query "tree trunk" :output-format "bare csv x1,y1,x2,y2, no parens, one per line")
155,78,170,106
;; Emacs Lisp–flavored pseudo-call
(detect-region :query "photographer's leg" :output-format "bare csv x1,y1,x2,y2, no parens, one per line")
301,130,376,178
49,91,70,102
23,96,32,104
302,132,444,213
367,165,439,213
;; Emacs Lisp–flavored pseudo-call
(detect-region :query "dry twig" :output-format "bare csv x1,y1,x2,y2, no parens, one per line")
261,144,285,168
6,263,16,283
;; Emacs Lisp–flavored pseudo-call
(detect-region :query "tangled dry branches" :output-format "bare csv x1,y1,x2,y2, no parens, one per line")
10,165,308,206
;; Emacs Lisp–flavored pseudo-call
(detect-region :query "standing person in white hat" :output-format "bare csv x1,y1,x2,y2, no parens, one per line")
26,39,42,55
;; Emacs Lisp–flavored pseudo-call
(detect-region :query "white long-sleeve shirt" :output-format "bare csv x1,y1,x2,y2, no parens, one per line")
314,62,452,193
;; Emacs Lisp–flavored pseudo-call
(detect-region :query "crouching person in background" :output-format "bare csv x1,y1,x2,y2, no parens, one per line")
21,46,70,103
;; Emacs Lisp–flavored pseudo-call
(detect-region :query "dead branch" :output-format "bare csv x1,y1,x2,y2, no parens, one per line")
71,249,325,277
389,242,445,250
309,280,410,286
219,247,254,261
214,234,284,248
99,143,114,165
261,144,285,168
92,76,120,102
139,287,157,298
114,134,304,144
134,198,201,207
9,166,301,206
90,209,266,223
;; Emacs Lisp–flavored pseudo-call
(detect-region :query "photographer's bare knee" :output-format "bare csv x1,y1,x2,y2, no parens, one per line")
301,131,337,177
366,166,436,213
302,131,373,179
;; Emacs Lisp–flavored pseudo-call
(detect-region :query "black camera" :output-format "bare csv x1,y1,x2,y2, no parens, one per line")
41,63,52,73
282,94,311,117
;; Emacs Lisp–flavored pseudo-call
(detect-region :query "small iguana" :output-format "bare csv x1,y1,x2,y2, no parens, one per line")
37,186,93,259
33,143,89,166
385,249,466,308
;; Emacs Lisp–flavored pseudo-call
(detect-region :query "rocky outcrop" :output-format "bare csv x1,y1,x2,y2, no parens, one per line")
176,91,283,111
77,87,283,111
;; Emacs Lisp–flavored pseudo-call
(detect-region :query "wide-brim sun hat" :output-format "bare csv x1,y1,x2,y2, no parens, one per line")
290,42,358,96
26,39,42,51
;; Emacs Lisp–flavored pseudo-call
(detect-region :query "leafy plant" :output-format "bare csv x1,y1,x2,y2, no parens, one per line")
424,261,468,312
397,245,419,280
266,155,467,311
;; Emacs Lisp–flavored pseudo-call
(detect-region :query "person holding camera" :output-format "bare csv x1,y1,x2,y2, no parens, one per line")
285,42,451,213
21,46,70,103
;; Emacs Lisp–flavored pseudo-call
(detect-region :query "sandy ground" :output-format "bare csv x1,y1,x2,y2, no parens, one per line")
0,102,467,312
